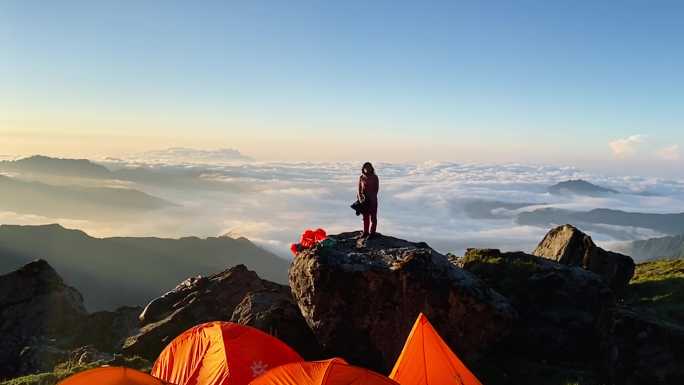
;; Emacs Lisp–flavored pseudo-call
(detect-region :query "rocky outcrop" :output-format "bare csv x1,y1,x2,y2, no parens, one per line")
289,232,517,373
0,260,148,380
123,264,320,360
15,343,72,375
533,224,635,294
74,306,142,352
0,260,87,379
460,249,616,363
600,307,684,385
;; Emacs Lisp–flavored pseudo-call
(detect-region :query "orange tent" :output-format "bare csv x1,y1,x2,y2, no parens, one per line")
58,367,172,385
389,313,483,385
152,321,303,385
249,358,400,385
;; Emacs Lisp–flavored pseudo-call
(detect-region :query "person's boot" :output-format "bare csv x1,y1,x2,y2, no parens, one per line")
356,233,369,248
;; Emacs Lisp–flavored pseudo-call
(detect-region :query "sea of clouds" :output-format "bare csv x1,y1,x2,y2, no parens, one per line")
3,154,684,258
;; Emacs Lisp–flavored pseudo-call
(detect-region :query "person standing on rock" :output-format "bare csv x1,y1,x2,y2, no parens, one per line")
358,162,379,238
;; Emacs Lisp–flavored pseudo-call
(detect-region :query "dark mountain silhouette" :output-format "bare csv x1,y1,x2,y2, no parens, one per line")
549,179,618,196
518,208,684,236
619,234,684,260
0,224,289,311
0,155,114,179
0,175,173,220
461,200,542,219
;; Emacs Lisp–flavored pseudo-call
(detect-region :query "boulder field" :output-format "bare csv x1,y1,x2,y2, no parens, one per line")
2,225,682,385
122,264,320,360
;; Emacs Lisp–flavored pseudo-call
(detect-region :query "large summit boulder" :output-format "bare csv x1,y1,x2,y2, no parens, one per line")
123,264,320,360
289,232,517,372
0,259,86,379
533,224,635,294
460,248,616,363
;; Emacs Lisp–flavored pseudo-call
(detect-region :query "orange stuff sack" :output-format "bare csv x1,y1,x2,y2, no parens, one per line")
58,367,172,385
300,230,316,248
291,228,328,255
390,313,483,385
313,228,327,242
152,321,303,385
249,358,400,385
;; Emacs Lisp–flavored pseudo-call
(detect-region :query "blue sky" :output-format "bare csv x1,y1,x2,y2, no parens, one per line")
1,1,682,173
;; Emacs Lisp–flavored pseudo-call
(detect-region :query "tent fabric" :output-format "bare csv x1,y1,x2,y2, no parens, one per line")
249,358,400,385
152,321,303,385
58,367,172,385
389,313,483,385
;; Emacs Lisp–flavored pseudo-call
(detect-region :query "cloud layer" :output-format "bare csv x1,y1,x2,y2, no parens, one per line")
3,159,684,258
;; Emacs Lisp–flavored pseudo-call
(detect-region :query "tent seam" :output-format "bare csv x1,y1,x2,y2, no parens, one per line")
320,360,337,384
421,324,429,385
433,329,466,385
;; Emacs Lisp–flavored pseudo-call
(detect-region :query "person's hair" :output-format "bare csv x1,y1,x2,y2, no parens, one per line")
362,162,375,175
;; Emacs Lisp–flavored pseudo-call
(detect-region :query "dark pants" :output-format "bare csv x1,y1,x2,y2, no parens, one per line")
363,203,378,235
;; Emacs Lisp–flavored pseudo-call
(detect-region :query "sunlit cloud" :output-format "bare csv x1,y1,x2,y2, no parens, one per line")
656,144,680,161
609,135,645,158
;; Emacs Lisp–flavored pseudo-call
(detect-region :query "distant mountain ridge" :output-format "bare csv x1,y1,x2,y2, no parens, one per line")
0,175,173,220
518,208,684,236
0,224,289,311
549,179,618,196
460,200,543,219
619,234,684,260
0,155,113,179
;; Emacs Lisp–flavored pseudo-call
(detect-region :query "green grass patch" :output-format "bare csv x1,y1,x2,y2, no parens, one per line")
0,356,151,385
627,258,684,327
461,250,543,295
0,363,100,385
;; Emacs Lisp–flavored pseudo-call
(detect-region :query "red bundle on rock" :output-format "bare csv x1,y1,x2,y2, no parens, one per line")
290,228,327,256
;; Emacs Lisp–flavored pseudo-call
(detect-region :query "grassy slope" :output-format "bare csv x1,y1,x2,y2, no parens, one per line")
625,258,684,328
0,357,150,385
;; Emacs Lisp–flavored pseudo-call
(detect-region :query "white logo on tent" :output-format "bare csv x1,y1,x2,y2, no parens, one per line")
251,360,269,377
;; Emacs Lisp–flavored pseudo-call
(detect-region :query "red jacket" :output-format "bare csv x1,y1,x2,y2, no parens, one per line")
358,174,379,211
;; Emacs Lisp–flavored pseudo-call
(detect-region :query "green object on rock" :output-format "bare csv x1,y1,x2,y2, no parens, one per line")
320,238,336,248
